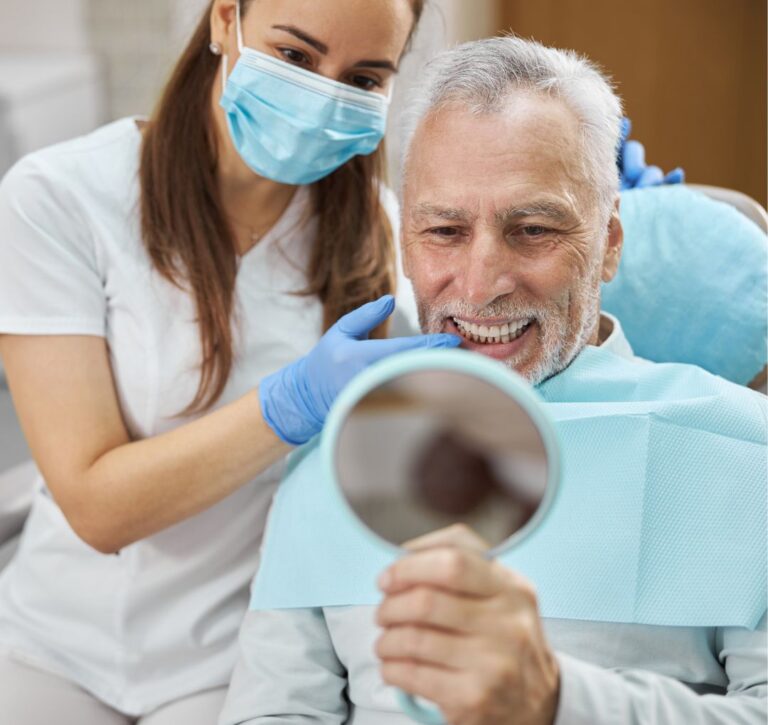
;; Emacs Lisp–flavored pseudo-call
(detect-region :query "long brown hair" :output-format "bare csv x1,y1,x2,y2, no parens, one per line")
140,0,424,414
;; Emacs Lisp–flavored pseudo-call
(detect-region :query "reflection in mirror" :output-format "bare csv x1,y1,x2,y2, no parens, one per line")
336,370,549,551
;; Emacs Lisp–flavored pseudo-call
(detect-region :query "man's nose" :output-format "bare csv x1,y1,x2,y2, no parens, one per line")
460,230,517,309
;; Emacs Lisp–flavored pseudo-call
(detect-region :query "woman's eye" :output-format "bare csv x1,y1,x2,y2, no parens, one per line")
279,47,310,65
349,75,381,91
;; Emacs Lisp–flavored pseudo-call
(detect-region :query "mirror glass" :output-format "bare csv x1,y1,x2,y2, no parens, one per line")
335,369,551,551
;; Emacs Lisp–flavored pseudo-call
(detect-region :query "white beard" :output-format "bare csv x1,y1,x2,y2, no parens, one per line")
416,260,603,386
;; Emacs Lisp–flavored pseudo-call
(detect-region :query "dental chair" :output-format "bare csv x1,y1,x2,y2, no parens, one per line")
691,181,766,395
0,185,766,569
602,184,767,392
688,185,768,234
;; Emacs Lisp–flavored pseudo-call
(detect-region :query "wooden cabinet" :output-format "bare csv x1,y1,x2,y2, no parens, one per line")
496,0,767,204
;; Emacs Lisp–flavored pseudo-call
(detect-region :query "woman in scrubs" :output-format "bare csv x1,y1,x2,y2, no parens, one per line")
0,0,677,721
0,1,453,722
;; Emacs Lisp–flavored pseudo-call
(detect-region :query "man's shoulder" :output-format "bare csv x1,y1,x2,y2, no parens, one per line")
543,344,766,445
574,340,761,399
626,353,764,410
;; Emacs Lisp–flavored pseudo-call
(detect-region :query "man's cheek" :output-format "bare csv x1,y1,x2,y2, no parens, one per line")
401,240,453,277
418,248,465,287
525,251,580,299
407,257,441,295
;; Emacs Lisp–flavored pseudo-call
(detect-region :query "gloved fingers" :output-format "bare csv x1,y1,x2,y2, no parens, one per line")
634,165,665,188
663,167,685,185
334,295,396,339
620,139,646,185
360,333,462,362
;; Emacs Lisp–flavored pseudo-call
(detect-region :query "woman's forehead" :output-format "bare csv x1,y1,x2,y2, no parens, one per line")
243,0,415,60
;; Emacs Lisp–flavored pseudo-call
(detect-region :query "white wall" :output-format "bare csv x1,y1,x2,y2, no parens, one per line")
0,0,497,128
386,0,498,185
0,0,198,121
171,0,210,49
86,0,175,119
90,0,497,130
443,0,498,44
0,0,90,52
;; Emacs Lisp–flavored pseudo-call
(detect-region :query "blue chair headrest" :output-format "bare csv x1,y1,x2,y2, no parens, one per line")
603,186,767,385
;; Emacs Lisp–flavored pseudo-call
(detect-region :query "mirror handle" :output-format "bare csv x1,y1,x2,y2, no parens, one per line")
396,689,445,724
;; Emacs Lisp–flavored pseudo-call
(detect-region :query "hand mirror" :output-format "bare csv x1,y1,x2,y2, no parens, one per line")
328,349,560,724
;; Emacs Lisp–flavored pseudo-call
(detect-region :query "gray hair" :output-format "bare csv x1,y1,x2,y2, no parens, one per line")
400,35,624,216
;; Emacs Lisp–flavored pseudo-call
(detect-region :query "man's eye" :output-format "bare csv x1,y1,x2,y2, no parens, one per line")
278,47,310,65
348,74,381,91
522,225,549,236
427,227,461,238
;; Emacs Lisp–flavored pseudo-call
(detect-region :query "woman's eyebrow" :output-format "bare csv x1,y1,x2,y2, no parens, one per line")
272,24,328,54
272,24,397,72
353,59,398,72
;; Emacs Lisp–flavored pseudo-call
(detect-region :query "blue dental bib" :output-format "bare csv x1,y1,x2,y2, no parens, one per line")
250,346,767,629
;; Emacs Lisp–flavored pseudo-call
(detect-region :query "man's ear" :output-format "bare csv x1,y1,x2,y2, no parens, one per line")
601,196,623,283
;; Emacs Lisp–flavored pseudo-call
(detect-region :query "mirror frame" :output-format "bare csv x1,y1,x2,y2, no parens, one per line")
323,348,562,557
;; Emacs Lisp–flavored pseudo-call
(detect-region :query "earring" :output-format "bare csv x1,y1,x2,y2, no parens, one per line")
209,42,223,56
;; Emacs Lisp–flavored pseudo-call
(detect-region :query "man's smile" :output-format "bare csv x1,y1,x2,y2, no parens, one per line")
445,315,537,361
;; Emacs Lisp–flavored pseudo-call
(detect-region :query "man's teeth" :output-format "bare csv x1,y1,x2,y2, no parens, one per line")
452,317,532,344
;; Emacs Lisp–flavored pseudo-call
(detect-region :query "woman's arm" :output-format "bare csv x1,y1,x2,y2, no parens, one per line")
0,333,288,553
1,298,459,553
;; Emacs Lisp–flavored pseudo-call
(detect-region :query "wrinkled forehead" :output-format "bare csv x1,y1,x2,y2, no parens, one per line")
402,92,597,219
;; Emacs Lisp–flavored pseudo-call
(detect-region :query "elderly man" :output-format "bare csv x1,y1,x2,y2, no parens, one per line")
219,37,767,725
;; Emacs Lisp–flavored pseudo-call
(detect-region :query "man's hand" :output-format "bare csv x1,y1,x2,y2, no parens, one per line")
375,525,560,725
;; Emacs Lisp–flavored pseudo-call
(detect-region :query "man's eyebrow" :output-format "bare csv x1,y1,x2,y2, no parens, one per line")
494,201,573,225
410,203,474,223
271,25,328,55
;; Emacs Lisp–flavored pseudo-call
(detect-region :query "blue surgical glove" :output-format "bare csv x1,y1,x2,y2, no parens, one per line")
259,295,462,445
618,117,685,190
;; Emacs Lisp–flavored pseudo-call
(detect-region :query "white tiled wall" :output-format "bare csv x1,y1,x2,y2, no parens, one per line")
0,0,209,121
86,0,176,119
91,0,497,129
0,0,496,133
386,0,498,185
171,0,211,49
0,0,90,52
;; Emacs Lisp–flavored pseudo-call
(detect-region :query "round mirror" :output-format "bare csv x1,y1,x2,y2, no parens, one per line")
328,351,560,724
334,365,557,554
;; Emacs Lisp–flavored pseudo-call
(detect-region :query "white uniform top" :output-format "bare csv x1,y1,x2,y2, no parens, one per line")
0,117,417,716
